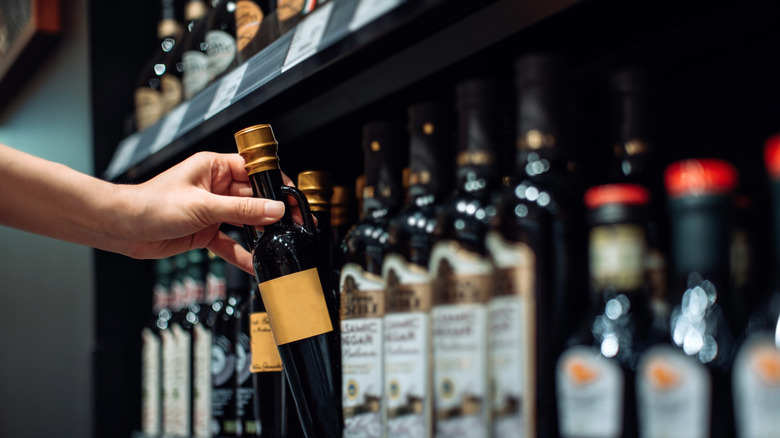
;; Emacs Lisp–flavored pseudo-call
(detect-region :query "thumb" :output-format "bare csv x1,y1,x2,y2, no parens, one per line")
205,194,285,226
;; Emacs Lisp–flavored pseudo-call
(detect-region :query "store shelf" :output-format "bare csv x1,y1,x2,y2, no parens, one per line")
102,0,580,182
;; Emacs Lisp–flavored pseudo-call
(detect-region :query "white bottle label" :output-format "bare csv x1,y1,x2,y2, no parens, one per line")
193,324,213,437
733,333,780,438
556,346,623,438
182,50,211,99
340,263,385,438
485,231,535,438
172,323,193,436
161,329,177,435
205,29,237,78
637,345,710,438
429,240,491,438
383,251,433,438
141,328,162,435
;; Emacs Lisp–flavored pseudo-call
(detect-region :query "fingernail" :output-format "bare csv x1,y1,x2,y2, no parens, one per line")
264,201,285,217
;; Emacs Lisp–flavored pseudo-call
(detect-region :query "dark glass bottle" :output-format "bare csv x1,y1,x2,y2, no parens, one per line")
135,0,185,131
167,253,194,437
205,0,239,81
636,158,739,438
732,134,780,438
236,0,277,64
331,184,356,268
608,67,669,319
430,79,502,438
237,278,262,437
355,175,366,222
556,184,659,438
382,102,452,438
141,258,172,437
339,121,405,438
235,124,341,438
486,54,584,438
181,0,212,100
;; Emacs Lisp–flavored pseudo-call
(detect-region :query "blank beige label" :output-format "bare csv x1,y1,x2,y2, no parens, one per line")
250,312,282,372
258,268,333,345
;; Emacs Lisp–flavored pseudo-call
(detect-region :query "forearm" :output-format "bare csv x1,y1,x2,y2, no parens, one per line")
0,143,130,250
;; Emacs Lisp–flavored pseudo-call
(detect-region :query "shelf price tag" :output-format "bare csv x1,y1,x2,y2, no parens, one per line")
205,63,249,120
349,0,403,32
105,133,142,180
151,101,190,154
281,1,335,73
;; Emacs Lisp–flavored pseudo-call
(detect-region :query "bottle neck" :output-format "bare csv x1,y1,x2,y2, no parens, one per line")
249,168,296,229
456,106,499,191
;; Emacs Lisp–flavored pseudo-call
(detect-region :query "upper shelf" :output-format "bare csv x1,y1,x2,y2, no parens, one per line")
102,0,581,181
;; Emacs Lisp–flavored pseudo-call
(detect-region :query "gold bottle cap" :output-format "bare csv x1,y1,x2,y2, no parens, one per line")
234,124,280,176
297,171,333,212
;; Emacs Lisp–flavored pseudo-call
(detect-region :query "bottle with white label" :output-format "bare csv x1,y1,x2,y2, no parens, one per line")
430,79,501,438
205,0,239,81
556,184,659,438
181,0,212,99
340,121,406,437
487,54,585,438
636,158,740,438
732,134,780,438
168,253,194,437
383,102,453,438
142,258,173,437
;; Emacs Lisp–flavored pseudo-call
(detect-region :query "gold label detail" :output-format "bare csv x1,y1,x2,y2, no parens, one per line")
589,225,646,291
134,87,164,131
517,129,556,150
236,1,264,52
277,0,304,22
250,312,283,372
433,260,492,305
340,271,386,319
258,268,333,345
456,150,494,167
386,268,433,313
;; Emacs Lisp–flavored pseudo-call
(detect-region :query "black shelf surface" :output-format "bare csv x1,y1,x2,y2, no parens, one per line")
103,0,580,182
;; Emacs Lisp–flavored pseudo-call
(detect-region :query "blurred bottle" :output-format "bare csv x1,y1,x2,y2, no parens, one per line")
340,121,406,438
236,0,278,64
487,54,584,438
167,253,194,436
205,0,239,81
430,79,502,438
277,0,315,36
733,134,780,438
356,174,366,221
382,102,452,438
181,0,212,99
331,184,356,272
636,158,740,438
135,0,185,131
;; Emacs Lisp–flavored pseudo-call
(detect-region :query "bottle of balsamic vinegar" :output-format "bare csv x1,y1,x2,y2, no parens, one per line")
556,184,658,438
205,0,239,81
636,158,740,438
429,79,502,438
167,253,194,437
340,121,406,438
142,258,172,437
135,0,185,131
733,134,780,438
181,0,212,99
235,124,341,438
486,54,585,438
382,102,452,438
237,277,263,437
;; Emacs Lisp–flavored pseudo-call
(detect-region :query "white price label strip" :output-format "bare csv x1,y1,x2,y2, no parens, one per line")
106,133,142,179
349,0,403,31
150,101,190,153
282,1,335,73
205,63,249,120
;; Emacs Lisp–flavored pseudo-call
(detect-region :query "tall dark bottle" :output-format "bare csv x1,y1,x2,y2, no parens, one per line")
556,184,659,438
608,67,668,314
340,122,406,438
205,0,239,81
636,158,740,438
331,185,356,270
167,253,194,436
486,54,584,438
181,0,212,99
142,258,172,437
235,124,341,438
382,102,452,438
429,79,502,438
732,134,780,438
135,0,185,131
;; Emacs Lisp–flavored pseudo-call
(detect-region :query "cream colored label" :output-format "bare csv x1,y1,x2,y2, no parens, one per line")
160,73,183,114
733,334,780,438
258,268,333,345
340,264,386,319
134,87,163,131
430,241,493,305
235,0,264,52
141,328,161,435
589,225,646,291
193,324,212,437
384,253,433,313
205,29,237,78
182,50,210,99
278,0,304,21
250,312,283,372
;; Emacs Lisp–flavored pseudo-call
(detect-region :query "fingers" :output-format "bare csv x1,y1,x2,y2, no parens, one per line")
208,231,255,274
204,194,285,227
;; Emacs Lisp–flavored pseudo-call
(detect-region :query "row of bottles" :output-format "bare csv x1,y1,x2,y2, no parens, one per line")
134,0,321,132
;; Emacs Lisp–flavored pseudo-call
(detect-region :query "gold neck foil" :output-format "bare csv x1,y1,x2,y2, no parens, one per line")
234,124,280,176
517,129,556,150
331,185,353,226
297,171,333,213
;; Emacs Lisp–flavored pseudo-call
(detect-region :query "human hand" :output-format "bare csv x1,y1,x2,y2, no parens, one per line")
116,151,289,273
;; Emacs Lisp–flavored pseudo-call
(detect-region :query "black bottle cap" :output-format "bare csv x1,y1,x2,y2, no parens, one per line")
408,102,453,198
514,53,565,152
362,121,405,209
